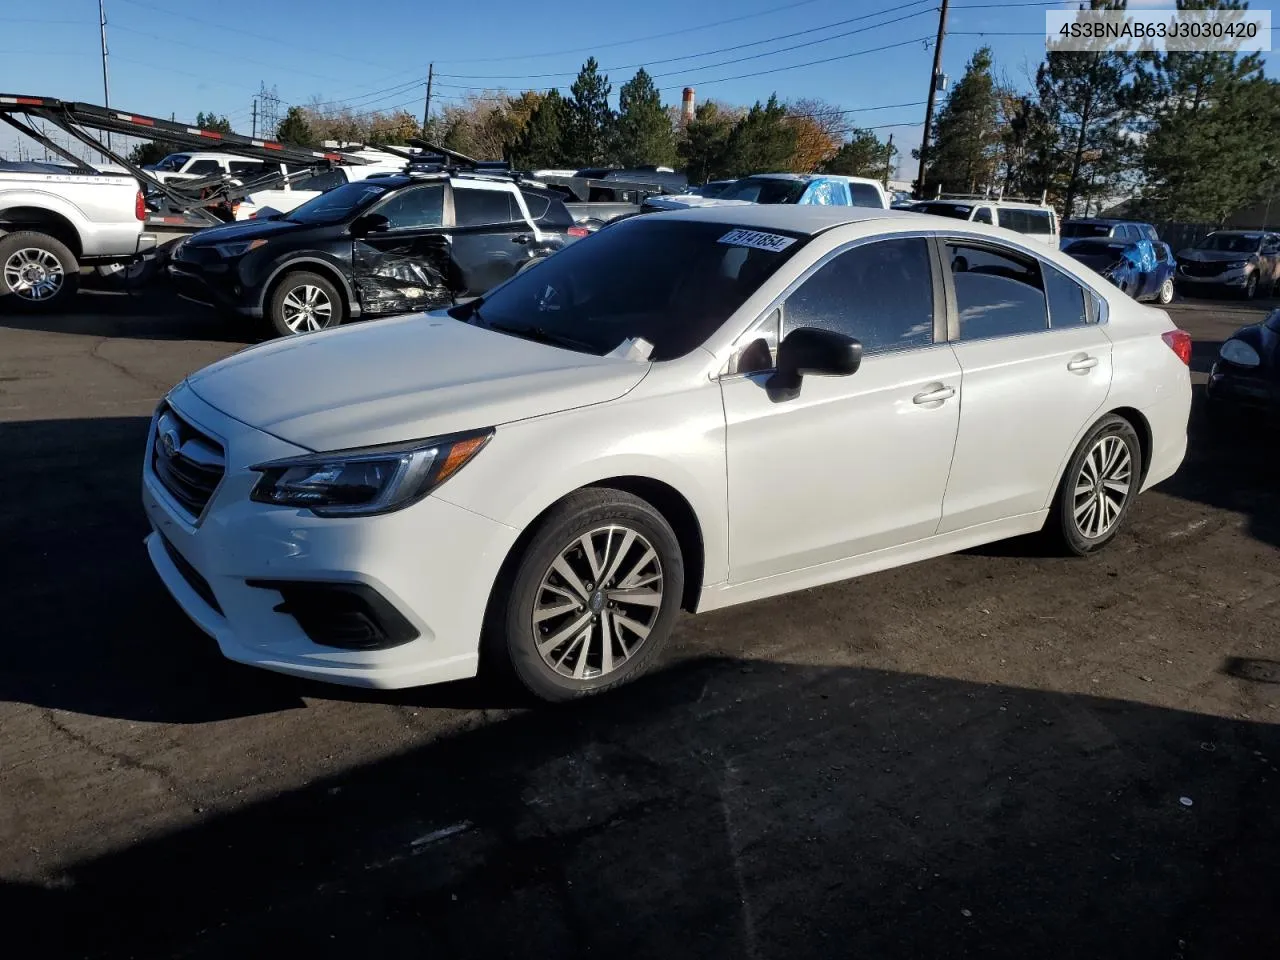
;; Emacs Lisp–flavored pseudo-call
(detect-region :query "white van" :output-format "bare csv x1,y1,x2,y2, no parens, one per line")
908,195,1059,247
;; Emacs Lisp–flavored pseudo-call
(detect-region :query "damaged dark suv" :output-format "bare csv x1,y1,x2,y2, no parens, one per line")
168,170,586,337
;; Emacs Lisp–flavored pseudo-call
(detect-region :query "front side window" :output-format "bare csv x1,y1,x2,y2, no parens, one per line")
156,154,190,172
229,160,265,175
781,237,935,355
948,241,1048,340
372,184,445,230
454,186,517,226
467,219,808,360
186,160,223,176
973,207,994,225
1043,262,1090,328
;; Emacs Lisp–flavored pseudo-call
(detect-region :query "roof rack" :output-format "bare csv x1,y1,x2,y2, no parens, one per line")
932,185,1049,205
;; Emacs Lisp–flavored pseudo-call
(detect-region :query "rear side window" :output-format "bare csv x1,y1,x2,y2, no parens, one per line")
454,187,517,226
186,160,223,176
848,183,884,208
948,241,1048,340
999,208,1053,235
782,237,934,355
1043,262,1090,327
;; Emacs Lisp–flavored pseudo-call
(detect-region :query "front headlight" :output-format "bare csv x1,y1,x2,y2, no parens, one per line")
250,429,493,516
213,238,268,258
1219,339,1261,368
1226,260,1250,270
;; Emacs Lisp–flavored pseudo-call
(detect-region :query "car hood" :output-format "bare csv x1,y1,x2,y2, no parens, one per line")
184,312,650,451
183,216,314,246
1176,247,1256,262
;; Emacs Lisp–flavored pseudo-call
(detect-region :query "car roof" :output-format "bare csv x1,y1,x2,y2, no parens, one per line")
653,204,909,234
743,173,812,182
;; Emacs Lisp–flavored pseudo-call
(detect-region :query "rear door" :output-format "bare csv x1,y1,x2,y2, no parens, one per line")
938,237,1113,532
448,183,537,295
352,181,453,314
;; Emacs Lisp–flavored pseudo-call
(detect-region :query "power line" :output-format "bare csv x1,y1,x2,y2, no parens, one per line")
435,1,938,80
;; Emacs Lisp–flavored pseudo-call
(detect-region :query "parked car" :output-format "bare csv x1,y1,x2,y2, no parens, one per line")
235,161,405,221
690,179,736,198
1,160,154,309
167,171,585,337
907,198,1060,248
1061,218,1160,246
144,152,278,185
1061,237,1176,304
143,205,1191,700
1206,307,1280,415
1175,230,1280,299
645,173,888,211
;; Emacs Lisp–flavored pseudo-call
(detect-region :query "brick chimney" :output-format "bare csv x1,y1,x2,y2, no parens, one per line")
681,87,695,124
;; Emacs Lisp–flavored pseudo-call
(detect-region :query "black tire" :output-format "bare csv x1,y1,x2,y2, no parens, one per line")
486,488,685,702
0,231,80,311
266,270,345,338
1048,414,1143,557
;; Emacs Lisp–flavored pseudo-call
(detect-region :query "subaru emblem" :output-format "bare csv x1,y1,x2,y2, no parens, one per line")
159,427,179,459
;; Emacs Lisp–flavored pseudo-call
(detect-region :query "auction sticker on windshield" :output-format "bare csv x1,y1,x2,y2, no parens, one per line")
718,229,796,253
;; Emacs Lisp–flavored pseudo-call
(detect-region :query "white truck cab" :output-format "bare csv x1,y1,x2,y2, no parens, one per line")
909,194,1060,247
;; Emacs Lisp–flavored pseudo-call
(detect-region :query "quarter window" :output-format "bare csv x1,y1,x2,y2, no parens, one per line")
1043,262,1090,327
372,184,445,230
780,237,935,355
454,187,517,226
947,241,1048,340
847,183,882,208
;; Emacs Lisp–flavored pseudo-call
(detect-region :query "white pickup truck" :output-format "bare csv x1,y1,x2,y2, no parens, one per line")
0,161,156,310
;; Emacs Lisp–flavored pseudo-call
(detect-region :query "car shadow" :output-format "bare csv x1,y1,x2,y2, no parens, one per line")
4,657,1279,960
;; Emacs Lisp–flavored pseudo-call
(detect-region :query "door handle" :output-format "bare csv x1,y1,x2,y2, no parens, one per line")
913,384,955,405
1067,355,1099,372
512,234,532,245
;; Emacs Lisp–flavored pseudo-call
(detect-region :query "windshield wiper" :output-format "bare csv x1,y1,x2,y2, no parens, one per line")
484,320,596,352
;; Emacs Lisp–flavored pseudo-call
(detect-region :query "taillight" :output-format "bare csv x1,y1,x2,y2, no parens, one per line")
1162,329,1192,366
135,190,146,220
567,226,590,237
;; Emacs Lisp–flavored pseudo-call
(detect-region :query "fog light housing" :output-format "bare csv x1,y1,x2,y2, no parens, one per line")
246,579,418,650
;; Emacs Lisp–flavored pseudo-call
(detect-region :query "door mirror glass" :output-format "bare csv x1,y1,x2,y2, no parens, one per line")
351,213,390,237
767,327,862,400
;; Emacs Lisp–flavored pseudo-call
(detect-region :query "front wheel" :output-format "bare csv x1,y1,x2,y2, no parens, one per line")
1156,276,1175,304
1049,415,1143,556
267,271,345,338
488,489,685,702
0,231,80,311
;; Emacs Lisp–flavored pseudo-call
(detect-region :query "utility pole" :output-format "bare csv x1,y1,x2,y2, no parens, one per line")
884,133,895,188
251,98,258,139
422,63,434,134
99,0,113,155
915,0,949,198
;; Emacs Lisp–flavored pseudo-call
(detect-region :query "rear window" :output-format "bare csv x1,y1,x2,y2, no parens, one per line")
849,183,885,208
999,208,1053,235
1063,222,1112,238
521,190,573,227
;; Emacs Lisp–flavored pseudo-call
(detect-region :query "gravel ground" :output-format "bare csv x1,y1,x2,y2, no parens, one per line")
2,287,1279,959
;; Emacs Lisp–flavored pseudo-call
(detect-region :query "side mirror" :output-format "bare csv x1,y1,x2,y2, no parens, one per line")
351,213,390,237
767,327,862,401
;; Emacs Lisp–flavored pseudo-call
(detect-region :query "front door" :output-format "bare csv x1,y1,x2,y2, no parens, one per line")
939,238,1114,533
352,182,454,315
720,235,962,584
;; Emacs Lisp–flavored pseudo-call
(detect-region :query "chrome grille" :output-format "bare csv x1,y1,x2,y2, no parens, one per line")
151,404,225,518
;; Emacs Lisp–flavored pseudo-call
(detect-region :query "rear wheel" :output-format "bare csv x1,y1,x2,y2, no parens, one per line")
267,271,344,338
487,489,685,702
1156,276,1175,304
1049,415,1143,556
0,231,79,311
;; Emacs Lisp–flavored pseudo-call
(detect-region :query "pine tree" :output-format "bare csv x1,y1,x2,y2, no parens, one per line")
276,106,317,147
512,90,568,168
194,112,233,135
723,95,796,177
614,68,675,168
565,58,614,167
822,129,895,178
924,47,1000,195
677,101,737,183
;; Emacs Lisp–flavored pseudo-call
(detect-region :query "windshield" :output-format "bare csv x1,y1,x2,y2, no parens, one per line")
718,178,808,204
1062,222,1113,238
466,219,808,360
286,180,392,224
912,202,974,220
1197,233,1261,253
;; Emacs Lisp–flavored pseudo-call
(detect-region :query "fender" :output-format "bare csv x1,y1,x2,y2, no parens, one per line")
258,255,362,317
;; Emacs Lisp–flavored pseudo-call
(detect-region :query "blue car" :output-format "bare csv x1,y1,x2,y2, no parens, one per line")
1062,236,1177,304
1060,218,1161,246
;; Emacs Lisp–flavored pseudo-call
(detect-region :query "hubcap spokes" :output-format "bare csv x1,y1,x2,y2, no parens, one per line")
3,248,64,301
533,525,664,680
1073,435,1132,539
281,285,333,332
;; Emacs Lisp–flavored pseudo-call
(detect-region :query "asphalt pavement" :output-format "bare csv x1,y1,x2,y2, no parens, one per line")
2,285,1279,959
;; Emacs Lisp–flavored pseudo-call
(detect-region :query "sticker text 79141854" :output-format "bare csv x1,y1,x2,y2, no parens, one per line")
718,229,797,253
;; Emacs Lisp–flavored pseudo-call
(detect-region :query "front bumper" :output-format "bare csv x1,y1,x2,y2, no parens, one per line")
142,384,520,688
1175,265,1251,288
166,261,261,317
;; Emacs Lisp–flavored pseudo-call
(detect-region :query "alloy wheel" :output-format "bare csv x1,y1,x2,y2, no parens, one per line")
1073,435,1133,539
281,284,334,333
3,248,64,302
532,524,664,680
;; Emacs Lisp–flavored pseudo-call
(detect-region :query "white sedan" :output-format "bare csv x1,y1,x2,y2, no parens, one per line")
142,206,1192,701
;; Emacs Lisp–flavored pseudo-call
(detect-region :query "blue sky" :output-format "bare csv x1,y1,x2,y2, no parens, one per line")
1,0,1274,175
